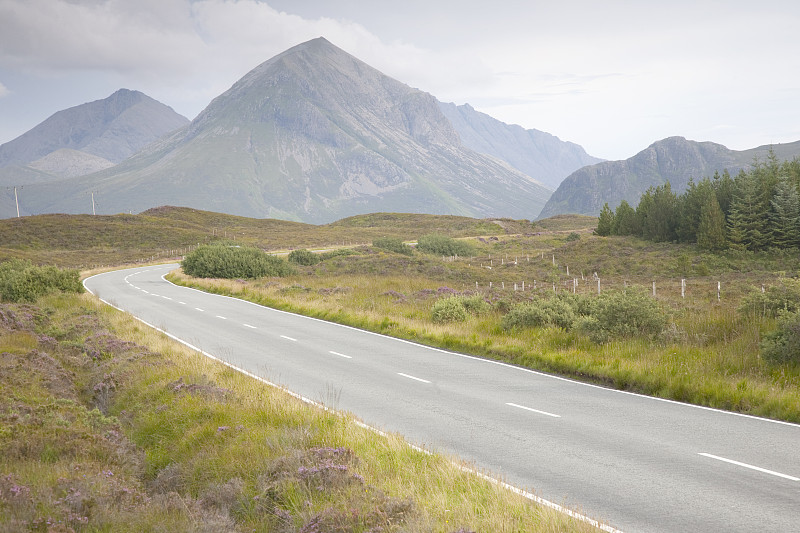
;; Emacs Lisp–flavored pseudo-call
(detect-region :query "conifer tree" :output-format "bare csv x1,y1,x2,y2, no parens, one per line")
769,176,800,248
595,202,615,236
728,170,769,250
697,189,727,251
613,199,638,235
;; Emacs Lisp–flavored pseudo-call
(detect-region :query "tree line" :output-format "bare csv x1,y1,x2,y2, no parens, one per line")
595,151,800,251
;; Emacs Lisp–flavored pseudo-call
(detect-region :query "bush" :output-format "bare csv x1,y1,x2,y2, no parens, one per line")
578,288,667,343
319,249,357,260
431,295,490,323
460,295,491,316
738,278,800,318
565,232,581,242
288,249,320,266
416,234,474,257
501,297,576,331
760,311,800,365
373,237,413,256
431,297,468,323
0,259,83,302
182,245,293,279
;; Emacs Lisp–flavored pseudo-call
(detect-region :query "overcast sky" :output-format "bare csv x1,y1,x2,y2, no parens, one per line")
1,0,799,160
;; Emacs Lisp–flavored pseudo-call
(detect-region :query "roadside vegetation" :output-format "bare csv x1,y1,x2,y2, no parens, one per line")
0,289,597,532
169,221,800,423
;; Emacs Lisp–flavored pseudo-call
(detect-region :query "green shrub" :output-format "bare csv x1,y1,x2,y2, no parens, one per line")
501,297,576,331
373,237,413,256
0,259,83,302
760,311,800,365
416,234,474,257
288,249,320,266
460,295,491,316
738,278,800,318
565,232,581,242
319,248,358,260
431,297,468,323
578,288,667,343
182,245,293,279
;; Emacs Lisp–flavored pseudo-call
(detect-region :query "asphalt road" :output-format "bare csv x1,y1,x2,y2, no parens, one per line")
85,264,800,533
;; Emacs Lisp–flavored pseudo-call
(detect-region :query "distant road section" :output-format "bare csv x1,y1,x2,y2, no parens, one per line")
85,264,800,533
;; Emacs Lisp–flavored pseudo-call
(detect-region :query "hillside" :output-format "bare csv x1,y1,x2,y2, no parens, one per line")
7,38,552,223
439,102,603,189
0,206,532,267
539,136,800,217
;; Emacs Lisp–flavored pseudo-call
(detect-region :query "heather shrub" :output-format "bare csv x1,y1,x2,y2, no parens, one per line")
373,237,413,256
738,278,800,318
0,259,83,302
181,245,293,279
416,234,474,257
578,288,667,343
760,310,800,364
501,297,576,331
288,249,320,266
431,297,468,323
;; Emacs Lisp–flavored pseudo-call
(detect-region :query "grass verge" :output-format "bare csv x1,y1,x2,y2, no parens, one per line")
0,292,600,532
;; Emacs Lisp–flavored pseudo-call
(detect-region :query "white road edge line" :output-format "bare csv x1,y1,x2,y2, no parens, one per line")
397,372,430,384
329,351,352,359
82,268,624,533
698,453,799,481
507,402,561,418
280,335,297,342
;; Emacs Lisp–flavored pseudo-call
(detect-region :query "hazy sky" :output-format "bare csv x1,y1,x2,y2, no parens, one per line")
1,0,799,160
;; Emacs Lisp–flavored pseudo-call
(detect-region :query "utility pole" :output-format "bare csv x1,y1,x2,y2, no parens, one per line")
91,191,96,215
14,186,19,217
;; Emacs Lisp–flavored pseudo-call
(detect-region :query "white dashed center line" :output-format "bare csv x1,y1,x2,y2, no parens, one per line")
329,351,352,359
397,372,430,384
216,315,227,320
698,453,799,481
195,308,204,312
280,335,297,342
506,402,561,418
243,324,257,329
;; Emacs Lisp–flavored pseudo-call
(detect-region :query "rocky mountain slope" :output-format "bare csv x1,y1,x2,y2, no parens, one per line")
538,136,800,218
0,89,189,170
438,102,602,189
12,38,552,222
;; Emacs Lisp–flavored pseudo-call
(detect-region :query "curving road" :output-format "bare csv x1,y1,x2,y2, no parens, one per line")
85,264,800,533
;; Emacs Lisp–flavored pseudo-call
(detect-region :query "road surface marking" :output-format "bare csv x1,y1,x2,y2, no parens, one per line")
141,290,149,294
178,302,186,305
507,402,561,418
243,324,257,329
195,307,204,312
280,335,297,342
698,453,799,481
162,296,172,300
329,351,352,359
398,372,430,384
216,315,227,320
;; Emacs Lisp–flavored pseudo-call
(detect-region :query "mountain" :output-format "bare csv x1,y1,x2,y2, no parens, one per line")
538,136,800,218
438,102,603,189
9,38,552,223
0,88,189,170
27,149,115,178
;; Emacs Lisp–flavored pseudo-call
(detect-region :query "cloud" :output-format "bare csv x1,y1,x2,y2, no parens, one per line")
0,81,8,97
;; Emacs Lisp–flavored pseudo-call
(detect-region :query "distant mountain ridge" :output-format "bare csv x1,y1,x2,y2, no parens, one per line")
438,102,603,189
0,89,189,167
538,136,800,218
11,38,554,223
